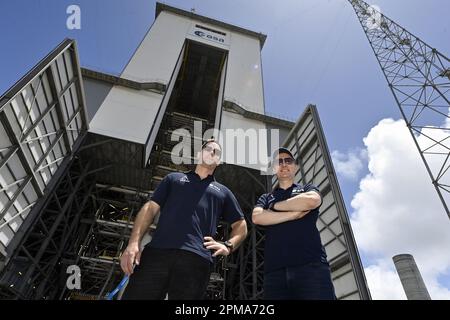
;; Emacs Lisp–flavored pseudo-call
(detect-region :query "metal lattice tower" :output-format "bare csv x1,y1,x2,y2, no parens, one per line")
349,0,450,219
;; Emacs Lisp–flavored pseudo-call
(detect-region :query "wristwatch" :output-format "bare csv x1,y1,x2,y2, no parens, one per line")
223,240,234,253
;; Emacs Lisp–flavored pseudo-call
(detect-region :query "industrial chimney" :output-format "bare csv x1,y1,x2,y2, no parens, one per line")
393,254,431,300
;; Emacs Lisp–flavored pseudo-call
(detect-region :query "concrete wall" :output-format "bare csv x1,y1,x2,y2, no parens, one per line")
88,6,266,165
82,77,113,122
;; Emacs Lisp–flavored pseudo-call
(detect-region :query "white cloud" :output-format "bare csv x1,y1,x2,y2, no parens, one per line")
331,148,367,181
364,260,406,300
350,118,450,300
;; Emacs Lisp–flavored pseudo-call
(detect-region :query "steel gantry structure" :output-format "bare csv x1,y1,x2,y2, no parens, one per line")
349,0,450,219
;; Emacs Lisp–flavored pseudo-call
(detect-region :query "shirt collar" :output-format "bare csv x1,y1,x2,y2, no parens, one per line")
274,182,298,191
187,170,216,182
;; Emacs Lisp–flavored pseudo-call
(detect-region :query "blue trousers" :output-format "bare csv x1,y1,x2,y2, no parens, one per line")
264,262,336,300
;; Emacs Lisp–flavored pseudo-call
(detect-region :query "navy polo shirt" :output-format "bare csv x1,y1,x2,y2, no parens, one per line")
148,171,244,263
255,183,328,273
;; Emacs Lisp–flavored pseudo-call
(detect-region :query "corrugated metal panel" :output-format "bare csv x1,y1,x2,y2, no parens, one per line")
272,104,371,300
0,39,88,260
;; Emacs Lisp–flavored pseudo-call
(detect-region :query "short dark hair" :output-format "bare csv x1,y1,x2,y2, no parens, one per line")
202,137,221,150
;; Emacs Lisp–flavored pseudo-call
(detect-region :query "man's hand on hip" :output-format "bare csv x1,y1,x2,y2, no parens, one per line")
203,236,230,257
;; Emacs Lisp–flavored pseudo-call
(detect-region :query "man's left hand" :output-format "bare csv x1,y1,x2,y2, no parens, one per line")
204,236,230,257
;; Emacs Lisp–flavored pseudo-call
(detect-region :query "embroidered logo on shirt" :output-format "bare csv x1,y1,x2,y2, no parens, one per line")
208,184,221,193
292,187,304,195
180,176,190,183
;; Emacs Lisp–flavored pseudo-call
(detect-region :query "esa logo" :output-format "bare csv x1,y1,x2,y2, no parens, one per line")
194,30,225,43
291,187,305,195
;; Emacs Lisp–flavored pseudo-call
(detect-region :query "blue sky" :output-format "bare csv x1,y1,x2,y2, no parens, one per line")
1,0,449,204
1,0,449,298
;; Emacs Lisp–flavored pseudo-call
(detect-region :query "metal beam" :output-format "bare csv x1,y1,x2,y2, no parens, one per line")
16,161,91,293
349,0,450,219
310,104,371,300
45,68,74,153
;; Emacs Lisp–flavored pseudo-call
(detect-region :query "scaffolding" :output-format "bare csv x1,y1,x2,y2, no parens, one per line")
349,0,450,219
0,38,89,299
60,183,149,300
0,154,93,299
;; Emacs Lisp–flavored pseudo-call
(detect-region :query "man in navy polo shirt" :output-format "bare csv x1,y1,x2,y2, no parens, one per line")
120,138,247,299
252,148,335,300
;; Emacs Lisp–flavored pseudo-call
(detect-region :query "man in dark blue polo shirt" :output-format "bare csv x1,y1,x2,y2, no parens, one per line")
252,148,335,300
120,139,247,299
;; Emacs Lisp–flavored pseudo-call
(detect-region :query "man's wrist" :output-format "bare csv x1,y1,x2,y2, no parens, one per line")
128,239,140,246
269,201,280,211
223,240,234,254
